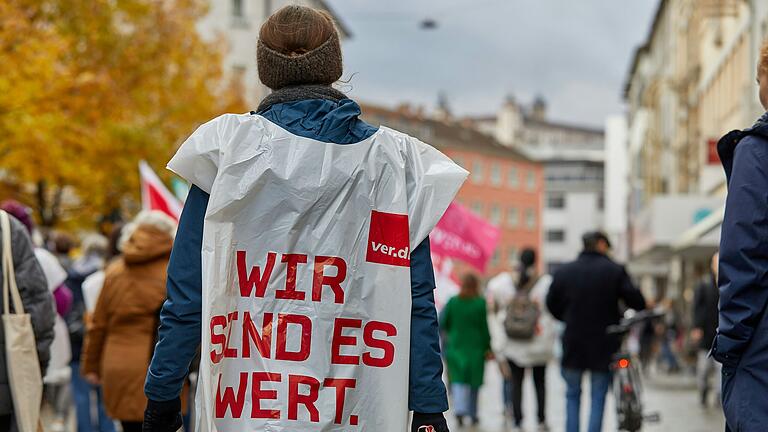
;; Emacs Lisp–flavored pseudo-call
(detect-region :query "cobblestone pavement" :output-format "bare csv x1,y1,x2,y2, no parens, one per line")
446,362,725,432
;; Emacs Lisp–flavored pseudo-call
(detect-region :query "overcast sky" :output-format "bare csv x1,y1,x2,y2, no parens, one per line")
326,0,658,128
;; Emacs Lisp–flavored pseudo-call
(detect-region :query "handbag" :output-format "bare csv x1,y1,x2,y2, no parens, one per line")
1,210,44,432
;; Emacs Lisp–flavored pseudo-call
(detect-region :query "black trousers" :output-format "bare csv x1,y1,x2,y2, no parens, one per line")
507,359,547,426
121,421,143,432
0,414,11,431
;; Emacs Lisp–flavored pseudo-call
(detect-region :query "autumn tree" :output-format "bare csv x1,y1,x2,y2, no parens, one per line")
0,0,245,228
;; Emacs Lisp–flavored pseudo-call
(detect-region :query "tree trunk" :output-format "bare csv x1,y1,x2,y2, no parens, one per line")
35,180,64,228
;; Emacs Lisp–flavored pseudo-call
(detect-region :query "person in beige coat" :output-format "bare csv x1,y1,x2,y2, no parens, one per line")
81,211,176,432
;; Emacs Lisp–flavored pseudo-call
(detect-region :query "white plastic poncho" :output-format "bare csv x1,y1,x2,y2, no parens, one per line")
168,114,467,432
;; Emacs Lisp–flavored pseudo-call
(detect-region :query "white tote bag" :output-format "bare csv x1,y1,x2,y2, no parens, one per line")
1,211,43,432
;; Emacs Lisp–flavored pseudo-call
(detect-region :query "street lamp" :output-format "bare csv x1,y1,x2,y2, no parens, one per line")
420,18,438,30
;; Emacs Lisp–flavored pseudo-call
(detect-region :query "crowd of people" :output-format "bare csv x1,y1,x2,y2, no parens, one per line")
0,200,186,432
5,3,768,432
440,233,651,432
438,233,728,432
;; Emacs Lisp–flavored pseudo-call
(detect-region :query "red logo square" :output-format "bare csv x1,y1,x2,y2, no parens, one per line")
366,211,411,267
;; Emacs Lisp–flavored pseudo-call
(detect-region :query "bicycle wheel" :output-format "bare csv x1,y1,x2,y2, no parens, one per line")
615,368,643,431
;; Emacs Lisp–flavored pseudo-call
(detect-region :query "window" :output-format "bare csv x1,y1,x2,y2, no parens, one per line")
507,247,519,266
232,0,244,17
507,207,519,228
546,230,565,243
508,167,520,188
472,160,484,183
489,205,501,225
547,193,566,209
525,208,537,230
490,163,502,186
526,170,537,191
471,202,484,216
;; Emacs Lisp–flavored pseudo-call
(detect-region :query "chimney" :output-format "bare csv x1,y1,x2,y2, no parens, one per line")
531,95,547,121
434,91,452,122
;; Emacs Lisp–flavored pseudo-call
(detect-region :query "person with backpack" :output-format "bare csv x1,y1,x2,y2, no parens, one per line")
488,248,554,432
546,232,646,432
0,207,56,431
141,6,466,432
440,274,492,427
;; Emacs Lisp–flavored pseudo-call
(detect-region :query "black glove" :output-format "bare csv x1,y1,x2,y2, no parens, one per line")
143,398,183,432
411,412,449,432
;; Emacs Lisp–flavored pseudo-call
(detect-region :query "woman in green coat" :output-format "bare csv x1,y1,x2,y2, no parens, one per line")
440,273,491,427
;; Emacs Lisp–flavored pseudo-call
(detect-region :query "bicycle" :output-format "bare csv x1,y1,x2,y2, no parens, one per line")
606,309,665,432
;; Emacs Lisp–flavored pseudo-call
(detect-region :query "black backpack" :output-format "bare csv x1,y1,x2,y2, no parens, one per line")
504,276,541,341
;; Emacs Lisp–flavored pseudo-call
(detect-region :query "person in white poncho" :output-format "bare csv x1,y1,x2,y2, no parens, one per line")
142,6,468,432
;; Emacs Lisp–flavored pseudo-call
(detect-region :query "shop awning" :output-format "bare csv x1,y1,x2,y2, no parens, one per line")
672,206,724,253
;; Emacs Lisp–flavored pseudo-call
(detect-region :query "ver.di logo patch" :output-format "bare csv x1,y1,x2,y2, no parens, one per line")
366,210,410,267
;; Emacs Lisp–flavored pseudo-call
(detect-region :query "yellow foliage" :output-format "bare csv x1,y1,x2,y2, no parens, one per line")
0,0,246,227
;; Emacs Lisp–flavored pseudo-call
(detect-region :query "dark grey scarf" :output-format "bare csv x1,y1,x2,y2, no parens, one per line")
255,84,347,113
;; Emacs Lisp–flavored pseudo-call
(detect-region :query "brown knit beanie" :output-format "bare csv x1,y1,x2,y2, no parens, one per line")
257,6,343,90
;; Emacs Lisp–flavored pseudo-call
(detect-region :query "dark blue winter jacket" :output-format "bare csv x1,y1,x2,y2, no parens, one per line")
144,98,449,414
715,112,768,431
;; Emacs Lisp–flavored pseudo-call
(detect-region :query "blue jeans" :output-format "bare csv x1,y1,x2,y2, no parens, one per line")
451,383,480,419
503,378,512,413
562,368,612,432
71,362,116,432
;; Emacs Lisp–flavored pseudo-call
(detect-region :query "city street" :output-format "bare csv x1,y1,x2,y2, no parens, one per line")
446,362,725,432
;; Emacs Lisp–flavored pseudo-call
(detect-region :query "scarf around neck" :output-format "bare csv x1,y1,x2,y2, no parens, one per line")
256,85,347,114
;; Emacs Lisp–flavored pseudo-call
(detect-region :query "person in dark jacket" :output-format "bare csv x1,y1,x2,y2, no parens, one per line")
546,231,646,432
691,252,720,407
142,6,451,432
713,40,768,432
0,209,56,431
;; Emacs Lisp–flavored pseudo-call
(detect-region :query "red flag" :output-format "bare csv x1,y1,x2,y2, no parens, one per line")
430,202,501,272
139,161,182,221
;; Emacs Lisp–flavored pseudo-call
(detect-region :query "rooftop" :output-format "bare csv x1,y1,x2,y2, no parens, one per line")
360,103,535,162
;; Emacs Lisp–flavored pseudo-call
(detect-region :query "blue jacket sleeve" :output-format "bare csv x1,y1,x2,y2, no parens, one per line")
145,185,208,401
408,237,449,413
715,137,768,368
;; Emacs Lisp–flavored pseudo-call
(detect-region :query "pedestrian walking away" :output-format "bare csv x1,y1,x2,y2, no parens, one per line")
546,231,646,432
70,230,119,432
80,211,180,432
142,5,467,432
487,248,554,432
440,274,492,428
691,252,720,408
713,38,768,432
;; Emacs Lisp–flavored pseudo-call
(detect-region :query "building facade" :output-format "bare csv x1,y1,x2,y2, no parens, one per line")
470,97,605,274
197,0,348,107
624,0,768,304
604,115,631,262
360,104,544,277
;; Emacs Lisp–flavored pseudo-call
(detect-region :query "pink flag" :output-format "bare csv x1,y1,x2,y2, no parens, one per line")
430,202,501,272
139,161,182,221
